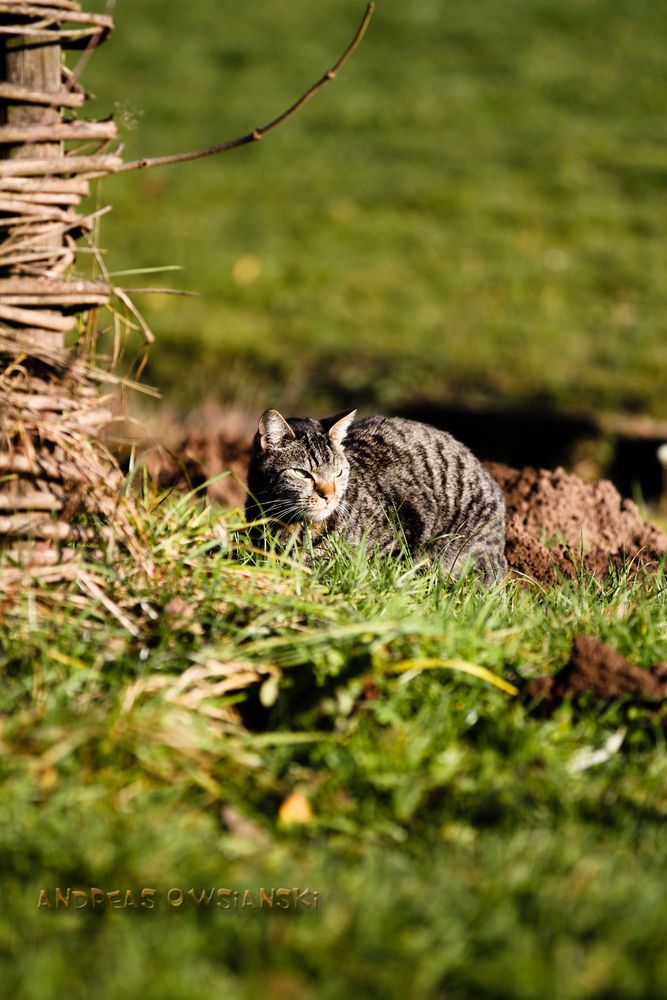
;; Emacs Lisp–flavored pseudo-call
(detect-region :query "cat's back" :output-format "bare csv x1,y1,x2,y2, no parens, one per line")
344,414,473,469
341,413,505,524
338,414,506,581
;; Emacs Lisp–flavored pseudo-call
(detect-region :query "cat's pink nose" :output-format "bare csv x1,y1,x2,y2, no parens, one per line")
317,481,336,503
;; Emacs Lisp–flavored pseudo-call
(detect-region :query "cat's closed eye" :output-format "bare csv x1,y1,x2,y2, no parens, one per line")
291,468,313,480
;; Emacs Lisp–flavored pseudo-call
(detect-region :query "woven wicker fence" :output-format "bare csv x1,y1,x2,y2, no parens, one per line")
0,0,134,571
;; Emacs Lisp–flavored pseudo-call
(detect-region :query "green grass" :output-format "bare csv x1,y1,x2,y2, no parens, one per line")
81,0,667,416
2,492,667,998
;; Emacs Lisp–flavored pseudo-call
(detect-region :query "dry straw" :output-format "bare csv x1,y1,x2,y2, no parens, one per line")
0,0,135,574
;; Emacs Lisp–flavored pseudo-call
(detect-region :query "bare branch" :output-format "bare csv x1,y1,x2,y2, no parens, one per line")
117,2,375,175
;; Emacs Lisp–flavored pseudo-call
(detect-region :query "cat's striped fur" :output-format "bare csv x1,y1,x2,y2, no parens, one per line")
245,409,507,583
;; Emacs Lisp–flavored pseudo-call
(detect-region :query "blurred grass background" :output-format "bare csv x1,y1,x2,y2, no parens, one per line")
85,0,667,417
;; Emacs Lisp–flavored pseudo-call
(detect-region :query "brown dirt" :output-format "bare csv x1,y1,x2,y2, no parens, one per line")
141,429,252,508
529,635,667,709
129,403,254,508
485,462,667,584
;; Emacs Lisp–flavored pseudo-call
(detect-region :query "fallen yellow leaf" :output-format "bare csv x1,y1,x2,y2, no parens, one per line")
278,791,313,826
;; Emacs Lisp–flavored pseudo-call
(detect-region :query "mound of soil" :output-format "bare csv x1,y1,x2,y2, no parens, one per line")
529,635,667,709
485,462,667,584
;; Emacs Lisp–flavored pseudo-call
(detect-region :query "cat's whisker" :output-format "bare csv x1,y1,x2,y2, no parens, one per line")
273,511,302,524
255,498,300,511
255,500,303,519
333,499,352,519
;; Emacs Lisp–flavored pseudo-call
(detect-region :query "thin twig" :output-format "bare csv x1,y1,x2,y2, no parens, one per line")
120,287,198,297
77,569,140,637
117,2,375,175
67,0,116,84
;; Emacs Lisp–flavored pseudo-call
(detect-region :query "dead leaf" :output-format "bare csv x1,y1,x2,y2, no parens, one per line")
278,790,313,826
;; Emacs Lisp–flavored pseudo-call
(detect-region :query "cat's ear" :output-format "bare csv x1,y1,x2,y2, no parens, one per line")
258,409,296,451
323,409,356,447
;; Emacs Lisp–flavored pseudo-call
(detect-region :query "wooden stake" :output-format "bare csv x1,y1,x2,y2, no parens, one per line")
2,22,65,349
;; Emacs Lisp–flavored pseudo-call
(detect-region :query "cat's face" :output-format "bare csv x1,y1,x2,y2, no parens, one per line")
252,409,356,523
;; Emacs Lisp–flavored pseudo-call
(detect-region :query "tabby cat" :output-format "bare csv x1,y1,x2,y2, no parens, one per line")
245,409,507,583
